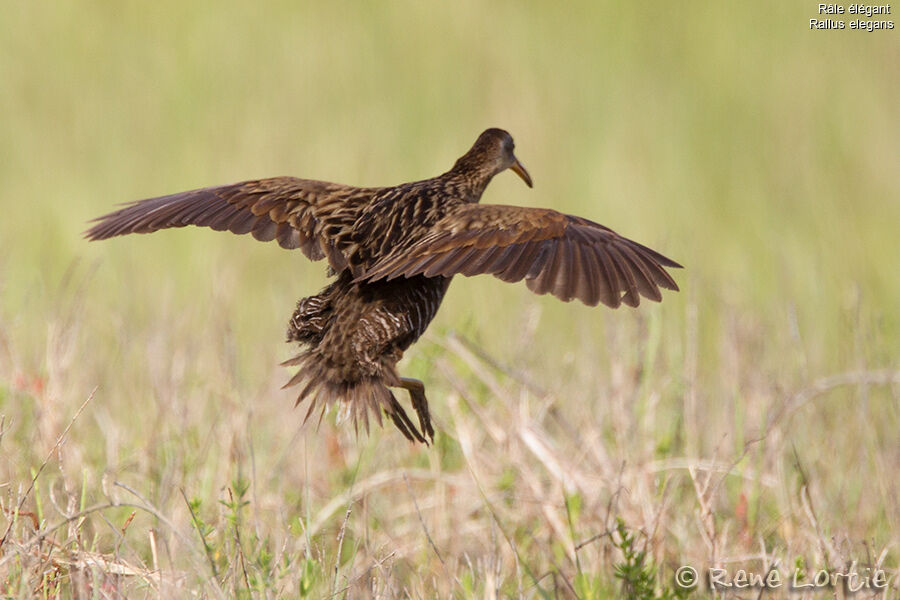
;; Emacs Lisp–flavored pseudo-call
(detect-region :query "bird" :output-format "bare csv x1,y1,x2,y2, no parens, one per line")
86,128,681,444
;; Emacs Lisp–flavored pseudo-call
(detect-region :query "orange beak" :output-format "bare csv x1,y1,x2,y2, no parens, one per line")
510,157,533,188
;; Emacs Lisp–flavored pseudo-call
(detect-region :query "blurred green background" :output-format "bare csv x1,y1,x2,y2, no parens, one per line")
0,1,897,596
1,1,897,370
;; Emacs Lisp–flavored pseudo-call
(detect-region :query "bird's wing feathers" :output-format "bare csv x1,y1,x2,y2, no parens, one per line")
85,177,373,269
360,203,681,308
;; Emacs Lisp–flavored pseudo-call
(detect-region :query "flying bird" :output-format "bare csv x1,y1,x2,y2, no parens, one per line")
86,128,681,444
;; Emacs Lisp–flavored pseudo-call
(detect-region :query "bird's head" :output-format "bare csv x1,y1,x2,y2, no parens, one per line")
452,128,533,189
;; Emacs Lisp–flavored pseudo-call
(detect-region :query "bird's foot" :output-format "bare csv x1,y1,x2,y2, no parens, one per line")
397,377,434,444
385,394,427,444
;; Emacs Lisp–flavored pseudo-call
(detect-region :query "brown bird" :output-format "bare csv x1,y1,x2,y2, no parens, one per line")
86,128,681,444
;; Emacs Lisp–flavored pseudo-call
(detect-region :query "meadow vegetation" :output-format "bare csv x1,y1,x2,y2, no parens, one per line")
1,2,897,597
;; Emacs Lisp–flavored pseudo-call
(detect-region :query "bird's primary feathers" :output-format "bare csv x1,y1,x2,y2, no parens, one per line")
86,128,681,444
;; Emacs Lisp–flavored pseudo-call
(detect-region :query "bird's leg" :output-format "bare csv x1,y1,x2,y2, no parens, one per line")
396,377,434,443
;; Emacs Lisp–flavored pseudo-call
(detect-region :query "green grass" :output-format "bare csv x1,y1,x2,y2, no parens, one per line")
1,1,898,597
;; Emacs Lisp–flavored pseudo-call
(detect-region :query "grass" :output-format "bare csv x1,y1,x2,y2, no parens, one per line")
1,1,898,598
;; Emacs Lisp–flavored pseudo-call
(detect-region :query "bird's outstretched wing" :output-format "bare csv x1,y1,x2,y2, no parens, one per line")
359,203,681,308
85,177,375,271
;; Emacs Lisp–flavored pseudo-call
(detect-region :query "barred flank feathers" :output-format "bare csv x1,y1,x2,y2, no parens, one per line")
280,351,426,443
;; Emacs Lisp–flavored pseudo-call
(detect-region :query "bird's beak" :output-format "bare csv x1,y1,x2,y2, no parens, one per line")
510,157,533,188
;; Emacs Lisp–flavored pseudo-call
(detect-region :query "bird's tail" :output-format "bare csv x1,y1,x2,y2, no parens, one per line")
280,351,427,443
